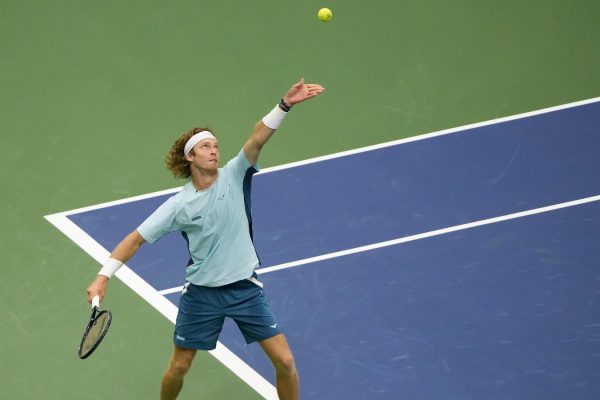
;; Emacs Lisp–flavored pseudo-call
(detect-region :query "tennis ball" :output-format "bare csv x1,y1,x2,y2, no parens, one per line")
318,8,333,22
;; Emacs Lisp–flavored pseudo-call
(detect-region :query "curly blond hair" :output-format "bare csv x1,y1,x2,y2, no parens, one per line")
165,127,214,178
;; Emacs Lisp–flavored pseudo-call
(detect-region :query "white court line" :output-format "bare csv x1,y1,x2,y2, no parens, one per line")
43,213,278,400
46,96,600,217
43,97,600,399
260,97,600,174
255,194,600,274
147,194,600,294
158,286,185,295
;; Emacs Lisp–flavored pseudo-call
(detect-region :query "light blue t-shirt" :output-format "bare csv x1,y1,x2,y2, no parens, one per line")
137,149,260,287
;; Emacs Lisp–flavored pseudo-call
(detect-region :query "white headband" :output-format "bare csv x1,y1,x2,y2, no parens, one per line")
183,131,216,156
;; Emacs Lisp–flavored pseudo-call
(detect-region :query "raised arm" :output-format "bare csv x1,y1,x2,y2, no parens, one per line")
243,78,325,166
86,229,146,303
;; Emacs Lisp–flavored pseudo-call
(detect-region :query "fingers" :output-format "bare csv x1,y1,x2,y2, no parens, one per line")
293,81,324,91
87,293,99,304
87,290,103,304
306,84,325,94
90,293,105,305
292,79,326,93
284,80,325,105
304,84,325,99
87,276,108,303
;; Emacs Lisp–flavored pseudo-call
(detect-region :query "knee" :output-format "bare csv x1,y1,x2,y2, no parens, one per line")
272,352,296,376
168,357,193,378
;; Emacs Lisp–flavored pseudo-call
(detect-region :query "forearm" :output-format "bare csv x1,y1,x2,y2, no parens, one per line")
87,230,144,302
98,230,144,277
110,230,145,263
244,120,275,166
243,79,325,166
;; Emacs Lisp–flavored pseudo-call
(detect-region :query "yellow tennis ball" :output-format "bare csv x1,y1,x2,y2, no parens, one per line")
318,8,333,22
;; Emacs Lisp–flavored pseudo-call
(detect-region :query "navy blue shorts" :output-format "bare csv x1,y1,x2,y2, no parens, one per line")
174,277,282,350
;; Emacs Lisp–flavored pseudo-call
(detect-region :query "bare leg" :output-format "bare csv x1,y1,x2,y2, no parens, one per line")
160,345,197,400
259,334,299,400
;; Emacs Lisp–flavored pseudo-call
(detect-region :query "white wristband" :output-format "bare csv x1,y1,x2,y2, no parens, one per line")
98,258,123,279
262,105,288,130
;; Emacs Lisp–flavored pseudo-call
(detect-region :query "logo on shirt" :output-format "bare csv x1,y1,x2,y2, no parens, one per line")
191,216,202,221
217,194,225,200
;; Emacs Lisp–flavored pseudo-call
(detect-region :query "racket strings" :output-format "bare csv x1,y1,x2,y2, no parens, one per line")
79,311,111,357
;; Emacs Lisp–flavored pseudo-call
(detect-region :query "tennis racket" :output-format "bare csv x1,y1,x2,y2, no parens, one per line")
78,295,112,359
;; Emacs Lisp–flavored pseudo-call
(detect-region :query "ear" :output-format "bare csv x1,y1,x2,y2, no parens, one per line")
185,152,194,162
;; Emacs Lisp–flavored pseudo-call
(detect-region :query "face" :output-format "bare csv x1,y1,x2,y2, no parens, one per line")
187,138,219,172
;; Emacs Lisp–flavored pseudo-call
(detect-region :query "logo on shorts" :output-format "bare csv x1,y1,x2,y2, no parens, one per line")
176,335,186,341
191,215,202,221
270,323,278,329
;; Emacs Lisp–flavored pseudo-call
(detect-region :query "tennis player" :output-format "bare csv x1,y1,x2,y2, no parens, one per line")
86,78,325,400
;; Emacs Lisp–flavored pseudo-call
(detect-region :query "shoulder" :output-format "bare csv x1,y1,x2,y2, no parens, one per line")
161,182,194,208
222,149,258,178
177,181,195,196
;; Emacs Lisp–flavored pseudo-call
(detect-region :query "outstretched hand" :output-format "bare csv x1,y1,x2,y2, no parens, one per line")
283,78,325,106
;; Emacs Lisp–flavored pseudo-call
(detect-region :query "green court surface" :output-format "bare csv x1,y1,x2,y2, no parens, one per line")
1,1,599,398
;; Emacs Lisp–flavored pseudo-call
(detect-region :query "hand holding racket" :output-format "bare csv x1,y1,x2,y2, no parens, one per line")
78,295,112,359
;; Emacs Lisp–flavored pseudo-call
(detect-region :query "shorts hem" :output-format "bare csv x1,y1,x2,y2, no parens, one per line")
245,329,284,345
173,340,217,351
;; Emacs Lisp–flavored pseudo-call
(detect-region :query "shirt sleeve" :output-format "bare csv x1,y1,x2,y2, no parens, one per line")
136,196,179,244
224,148,259,180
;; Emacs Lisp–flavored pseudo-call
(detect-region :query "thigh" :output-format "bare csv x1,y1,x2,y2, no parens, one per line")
259,333,294,366
226,280,282,344
175,283,225,350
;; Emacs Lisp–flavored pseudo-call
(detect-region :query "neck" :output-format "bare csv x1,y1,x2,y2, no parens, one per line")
191,169,218,191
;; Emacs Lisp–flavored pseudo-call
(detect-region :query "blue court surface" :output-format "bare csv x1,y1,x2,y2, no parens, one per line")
50,99,600,399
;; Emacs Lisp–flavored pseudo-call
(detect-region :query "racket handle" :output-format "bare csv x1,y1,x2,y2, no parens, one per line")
91,295,100,309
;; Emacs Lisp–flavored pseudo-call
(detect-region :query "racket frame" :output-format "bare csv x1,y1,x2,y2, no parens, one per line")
78,298,112,359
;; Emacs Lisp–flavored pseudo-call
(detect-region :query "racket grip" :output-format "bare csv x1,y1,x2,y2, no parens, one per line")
91,295,100,309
